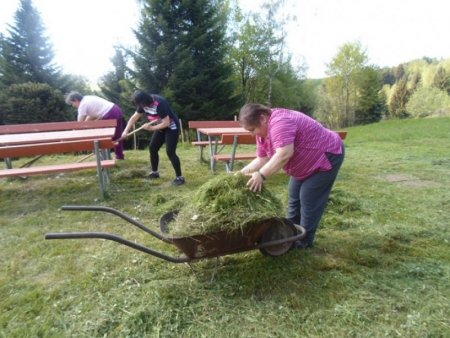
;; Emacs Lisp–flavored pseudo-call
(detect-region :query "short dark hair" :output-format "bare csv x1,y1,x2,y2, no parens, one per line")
239,103,271,127
131,90,154,107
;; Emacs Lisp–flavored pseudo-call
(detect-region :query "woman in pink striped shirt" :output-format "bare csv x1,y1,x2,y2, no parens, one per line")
239,103,345,248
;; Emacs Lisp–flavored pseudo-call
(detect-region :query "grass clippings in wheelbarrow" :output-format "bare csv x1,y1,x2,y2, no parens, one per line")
168,173,284,237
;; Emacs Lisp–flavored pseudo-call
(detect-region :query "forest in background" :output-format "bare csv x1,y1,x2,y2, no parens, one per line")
1,0,449,130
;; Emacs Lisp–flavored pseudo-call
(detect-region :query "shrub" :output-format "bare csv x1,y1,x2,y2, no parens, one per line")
406,86,450,118
0,82,73,124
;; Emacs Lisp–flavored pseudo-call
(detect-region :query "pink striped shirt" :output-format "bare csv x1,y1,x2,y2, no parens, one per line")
257,108,343,180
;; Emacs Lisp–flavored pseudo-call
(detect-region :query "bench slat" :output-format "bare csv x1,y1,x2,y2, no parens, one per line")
0,120,117,134
214,153,256,161
0,138,114,158
188,120,240,129
0,160,116,178
191,140,222,147
336,131,347,140
220,134,256,145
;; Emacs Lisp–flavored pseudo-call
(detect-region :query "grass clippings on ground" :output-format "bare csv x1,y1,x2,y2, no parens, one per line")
1,117,449,337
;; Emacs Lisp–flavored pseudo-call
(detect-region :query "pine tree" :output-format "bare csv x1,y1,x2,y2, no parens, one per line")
101,48,127,102
0,0,61,87
389,77,411,118
354,66,383,124
99,47,135,118
131,0,239,120
432,66,450,95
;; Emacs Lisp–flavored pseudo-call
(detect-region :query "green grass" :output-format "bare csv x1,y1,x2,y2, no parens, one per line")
1,117,449,337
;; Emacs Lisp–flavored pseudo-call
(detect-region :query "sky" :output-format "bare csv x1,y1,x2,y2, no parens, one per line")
1,0,449,82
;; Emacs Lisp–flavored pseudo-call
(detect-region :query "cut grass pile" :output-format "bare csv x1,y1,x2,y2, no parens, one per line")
169,173,283,236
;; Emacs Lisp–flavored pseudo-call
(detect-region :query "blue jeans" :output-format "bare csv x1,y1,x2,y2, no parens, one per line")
287,146,345,246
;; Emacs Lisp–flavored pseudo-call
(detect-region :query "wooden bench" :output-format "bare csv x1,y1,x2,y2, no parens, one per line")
335,131,347,140
213,131,348,172
188,120,240,161
0,120,118,198
213,133,256,172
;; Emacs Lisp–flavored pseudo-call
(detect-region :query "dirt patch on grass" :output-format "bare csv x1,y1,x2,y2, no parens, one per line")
382,174,439,188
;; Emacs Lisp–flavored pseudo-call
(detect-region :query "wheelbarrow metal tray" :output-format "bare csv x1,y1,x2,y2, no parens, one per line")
169,218,280,260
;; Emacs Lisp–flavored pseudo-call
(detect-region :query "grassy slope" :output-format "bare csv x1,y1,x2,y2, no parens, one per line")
0,117,449,337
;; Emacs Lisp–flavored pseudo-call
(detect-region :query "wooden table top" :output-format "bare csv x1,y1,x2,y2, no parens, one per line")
197,127,251,136
0,128,116,146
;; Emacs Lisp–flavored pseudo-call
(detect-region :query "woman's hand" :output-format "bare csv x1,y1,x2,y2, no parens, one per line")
143,122,154,131
246,171,264,192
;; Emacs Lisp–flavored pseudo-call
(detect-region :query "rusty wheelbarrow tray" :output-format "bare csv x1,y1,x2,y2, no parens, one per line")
45,205,306,263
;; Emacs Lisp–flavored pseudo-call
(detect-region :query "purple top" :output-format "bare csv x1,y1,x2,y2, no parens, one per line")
257,108,343,180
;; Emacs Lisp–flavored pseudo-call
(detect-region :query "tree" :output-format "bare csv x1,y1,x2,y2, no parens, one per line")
408,72,422,93
131,0,239,120
388,77,411,118
99,47,135,118
394,64,405,81
0,0,61,87
432,66,450,95
315,78,344,128
269,63,314,114
228,12,268,103
354,67,383,124
381,67,396,86
320,41,369,127
228,0,302,106
259,0,289,104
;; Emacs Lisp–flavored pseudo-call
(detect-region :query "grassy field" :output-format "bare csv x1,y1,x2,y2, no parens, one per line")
1,117,449,337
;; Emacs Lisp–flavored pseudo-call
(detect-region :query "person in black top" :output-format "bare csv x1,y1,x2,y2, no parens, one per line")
122,90,185,186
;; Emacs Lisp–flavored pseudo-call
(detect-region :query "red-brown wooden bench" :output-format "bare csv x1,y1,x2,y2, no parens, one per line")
0,120,117,198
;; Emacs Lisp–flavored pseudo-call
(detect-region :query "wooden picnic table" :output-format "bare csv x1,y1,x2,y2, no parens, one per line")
0,121,117,197
197,127,252,172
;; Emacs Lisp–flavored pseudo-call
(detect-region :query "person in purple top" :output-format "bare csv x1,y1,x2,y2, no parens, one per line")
238,103,345,248
122,90,185,186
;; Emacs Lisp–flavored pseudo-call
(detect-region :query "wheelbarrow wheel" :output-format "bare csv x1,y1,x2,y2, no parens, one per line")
259,219,297,257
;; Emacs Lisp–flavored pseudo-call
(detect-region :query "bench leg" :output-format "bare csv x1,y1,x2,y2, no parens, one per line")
94,141,108,198
229,136,239,172
5,157,12,169
199,146,204,162
225,162,232,173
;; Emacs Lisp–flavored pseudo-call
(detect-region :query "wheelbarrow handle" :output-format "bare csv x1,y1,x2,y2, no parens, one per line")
45,232,190,264
60,205,171,243
256,230,306,250
293,224,307,239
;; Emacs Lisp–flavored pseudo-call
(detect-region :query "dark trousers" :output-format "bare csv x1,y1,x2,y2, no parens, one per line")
287,146,345,246
149,128,182,177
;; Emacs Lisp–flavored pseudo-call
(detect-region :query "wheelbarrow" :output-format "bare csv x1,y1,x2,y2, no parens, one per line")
45,205,306,263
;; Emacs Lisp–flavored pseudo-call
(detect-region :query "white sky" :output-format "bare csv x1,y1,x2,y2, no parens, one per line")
1,0,449,81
